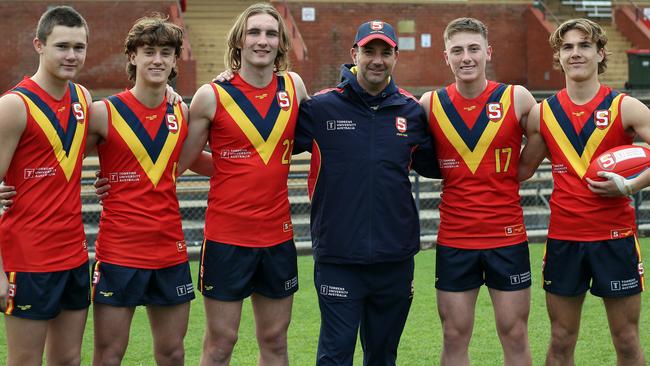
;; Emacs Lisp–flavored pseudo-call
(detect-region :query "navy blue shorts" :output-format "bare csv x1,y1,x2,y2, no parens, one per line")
91,261,195,306
314,258,414,366
435,241,532,292
4,261,90,320
543,236,644,298
199,239,298,301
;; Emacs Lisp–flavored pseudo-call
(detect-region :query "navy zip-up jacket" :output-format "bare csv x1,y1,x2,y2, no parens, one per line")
294,64,440,264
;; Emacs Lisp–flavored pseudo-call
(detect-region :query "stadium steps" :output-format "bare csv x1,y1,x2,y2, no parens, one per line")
598,24,632,89
183,0,260,86
540,1,632,89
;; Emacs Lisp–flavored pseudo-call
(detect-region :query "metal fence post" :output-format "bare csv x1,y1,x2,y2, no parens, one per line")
414,173,420,211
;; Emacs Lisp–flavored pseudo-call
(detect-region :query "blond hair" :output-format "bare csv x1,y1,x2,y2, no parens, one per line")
224,3,291,72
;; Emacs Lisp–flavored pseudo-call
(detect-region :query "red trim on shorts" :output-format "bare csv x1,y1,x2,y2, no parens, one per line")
5,272,16,315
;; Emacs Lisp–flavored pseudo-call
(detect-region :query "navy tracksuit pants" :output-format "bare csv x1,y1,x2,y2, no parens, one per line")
314,257,414,366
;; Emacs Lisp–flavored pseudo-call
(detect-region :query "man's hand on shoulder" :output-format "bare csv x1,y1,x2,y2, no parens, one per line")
165,84,184,105
212,69,235,83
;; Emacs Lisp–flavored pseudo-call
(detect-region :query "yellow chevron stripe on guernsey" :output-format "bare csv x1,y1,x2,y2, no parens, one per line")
215,74,295,165
432,85,513,174
15,84,87,181
108,102,183,188
542,93,623,179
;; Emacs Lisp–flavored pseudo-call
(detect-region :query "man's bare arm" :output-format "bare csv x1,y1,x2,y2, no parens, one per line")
518,103,547,181
0,92,27,310
178,84,216,175
85,98,109,156
514,85,537,130
289,71,310,104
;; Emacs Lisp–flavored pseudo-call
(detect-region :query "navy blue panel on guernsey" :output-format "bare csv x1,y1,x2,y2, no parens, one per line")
546,91,619,156
436,83,507,151
216,76,286,141
107,95,172,162
13,82,80,156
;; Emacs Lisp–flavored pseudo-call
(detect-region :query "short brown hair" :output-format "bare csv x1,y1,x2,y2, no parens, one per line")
549,18,608,74
443,17,488,46
36,6,88,43
124,13,184,81
225,3,291,72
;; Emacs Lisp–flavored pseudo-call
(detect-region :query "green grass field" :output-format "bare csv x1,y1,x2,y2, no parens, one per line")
1,241,648,365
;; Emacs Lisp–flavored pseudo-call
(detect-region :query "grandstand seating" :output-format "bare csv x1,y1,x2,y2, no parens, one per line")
69,154,556,249
78,142,650,250
183,0,259,87
540,0,634,89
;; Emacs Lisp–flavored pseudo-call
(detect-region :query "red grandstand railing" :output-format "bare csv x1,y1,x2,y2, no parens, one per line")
623,0,644,21
534,0,561,25
614,4,650,49
626,0,650,29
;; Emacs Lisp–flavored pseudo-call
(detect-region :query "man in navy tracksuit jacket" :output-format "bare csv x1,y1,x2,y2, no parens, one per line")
294,21,440,366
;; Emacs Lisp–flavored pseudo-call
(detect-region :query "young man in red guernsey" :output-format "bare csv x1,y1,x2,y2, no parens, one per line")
177,3,308,365
0,6,91,365
85,15,211,365
420,18,536,366
519,18,649,366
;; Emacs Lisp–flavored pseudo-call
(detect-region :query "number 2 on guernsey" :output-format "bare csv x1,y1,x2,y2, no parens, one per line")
282,139,294,165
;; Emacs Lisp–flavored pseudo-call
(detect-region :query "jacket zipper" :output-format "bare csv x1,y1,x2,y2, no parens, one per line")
368,105,375,263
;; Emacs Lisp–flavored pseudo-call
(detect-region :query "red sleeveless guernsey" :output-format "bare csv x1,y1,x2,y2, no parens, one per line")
96,91,188,268
204,73,298,247
540,86,635,241
0,78,88,272
429,81,527,249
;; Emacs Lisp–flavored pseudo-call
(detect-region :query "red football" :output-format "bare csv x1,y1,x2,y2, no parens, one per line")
585,144,650,181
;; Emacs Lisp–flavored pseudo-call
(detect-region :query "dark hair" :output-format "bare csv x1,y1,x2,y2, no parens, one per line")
124,13,184,81
36,6,88,43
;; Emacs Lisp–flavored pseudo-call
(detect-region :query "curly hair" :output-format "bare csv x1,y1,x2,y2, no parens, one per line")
124,13,184,81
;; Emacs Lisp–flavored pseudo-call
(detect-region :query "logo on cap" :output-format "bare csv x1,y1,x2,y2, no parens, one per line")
354,20,397,48
370,21,384,31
